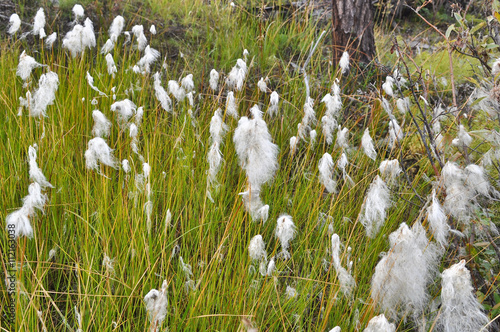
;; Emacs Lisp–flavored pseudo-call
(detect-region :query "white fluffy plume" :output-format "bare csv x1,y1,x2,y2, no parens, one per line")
363,314,395,332
62,18,96,57
318,153,336,193
33,8,46,37
109,16,125,42
275,214,296,259
378,159,401,185
133,45,160,75
85,137,118,170
226,58,247,91
92,110,112,138
86,71,107,96
331,234,355,295
362,128,377,160
209,69,219,91
339,51,349,75
359,175,390,238
17,51,44,81
153,72,172,113
110,99,137,129
371,223,436,319
22,71,59,118
28,145,53,189
207,108,228,184
8,13,21,35
132,25,148,51
427,190,449,247
267,91,279,117
105,53,117,76
144,280,169,332
438,260,489,332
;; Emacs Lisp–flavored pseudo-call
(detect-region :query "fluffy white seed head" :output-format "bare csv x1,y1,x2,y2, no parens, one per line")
101,39,115,54
225,91,238,118
209,69,219,90
30,71,59,117
321,116,337,146
168,80,186,102
28,145,53,189
144,280,168,332
248,235,267,261
109,16,125,42
359,175,390,238
257,77,267,93
110,99,137,129
72,4,85,21
331,234,356,295
339,51,349,75
336,126,349,150
45,32,57,48
8,13,21,35
396,97,410,114
134,45,160,75
181,74,194,93
453,125,473,147
285,286,297,299
382,76,395,97
150,25,156,35
22,182,47,216
464,164,490,197
62,19,96,57
92,110,111,137
267,91,279,117
379,159,401,185
427,190,449,247
439,260,489,332
226,58,247,91
275,214,296,253
371,223,435,319
105,53,117,76
362,128,377,160
233,106,279,191
363,314,395,332
85,137,118,170
153,72,172,113
6,208,33,239
388,119,403,148
318,153,336,193
132,25,147,51
33,8,46,36
122,159,130,173
17,51,44,81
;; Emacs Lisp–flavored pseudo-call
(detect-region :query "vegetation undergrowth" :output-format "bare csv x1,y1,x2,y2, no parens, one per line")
1,0,499,331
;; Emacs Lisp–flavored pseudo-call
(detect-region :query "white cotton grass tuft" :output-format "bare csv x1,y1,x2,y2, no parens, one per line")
102,253,115,275
298,97,316,140
464,164,490,197
359,175,390,238
101,39,115,54
22,71,59,118
122,159,130,173
62,18,96,57
438,260,489,332
362,128,377,160
17,51,44,81
144,280,168,332
371,223,438,320
109,16,125,42
181,74,194,93
131,25,148,51
290,136,298,153
153,72,172,113
339,51,349,75
84,137,118,170
427,190,449,247
285,286,297,299
396,97,410,114
133,45,160,75
168,80,186,102
209,69,219,91
110,99,137,129
86,72,107,96
329,327,341,332
248,234,267,261
321,115,337,145
257,77,267,93
382,76,395,97
45,32,57,48
233,105,279,191
388,118,403,149
440,162,473,223
72,4,85,21
150,25,156,35
318,153,336,193
33,8,46,37
8,14,21,35
378,159,401,185
92,110,112,138
226,58,247,91
105,53,117,76
363,314,395,332
381,97,392,117
267,91,279,117
452,124,473,147
337,153,354,187
207,108,228,184
28,145,53,189
275,214,296,259
336,126,349,150
331,234,356,295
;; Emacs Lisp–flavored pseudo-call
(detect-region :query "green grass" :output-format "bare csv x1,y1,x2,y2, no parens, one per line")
1,1,499,331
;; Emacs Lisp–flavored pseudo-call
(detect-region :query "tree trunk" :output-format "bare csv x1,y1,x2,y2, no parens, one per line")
332,0,376,65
